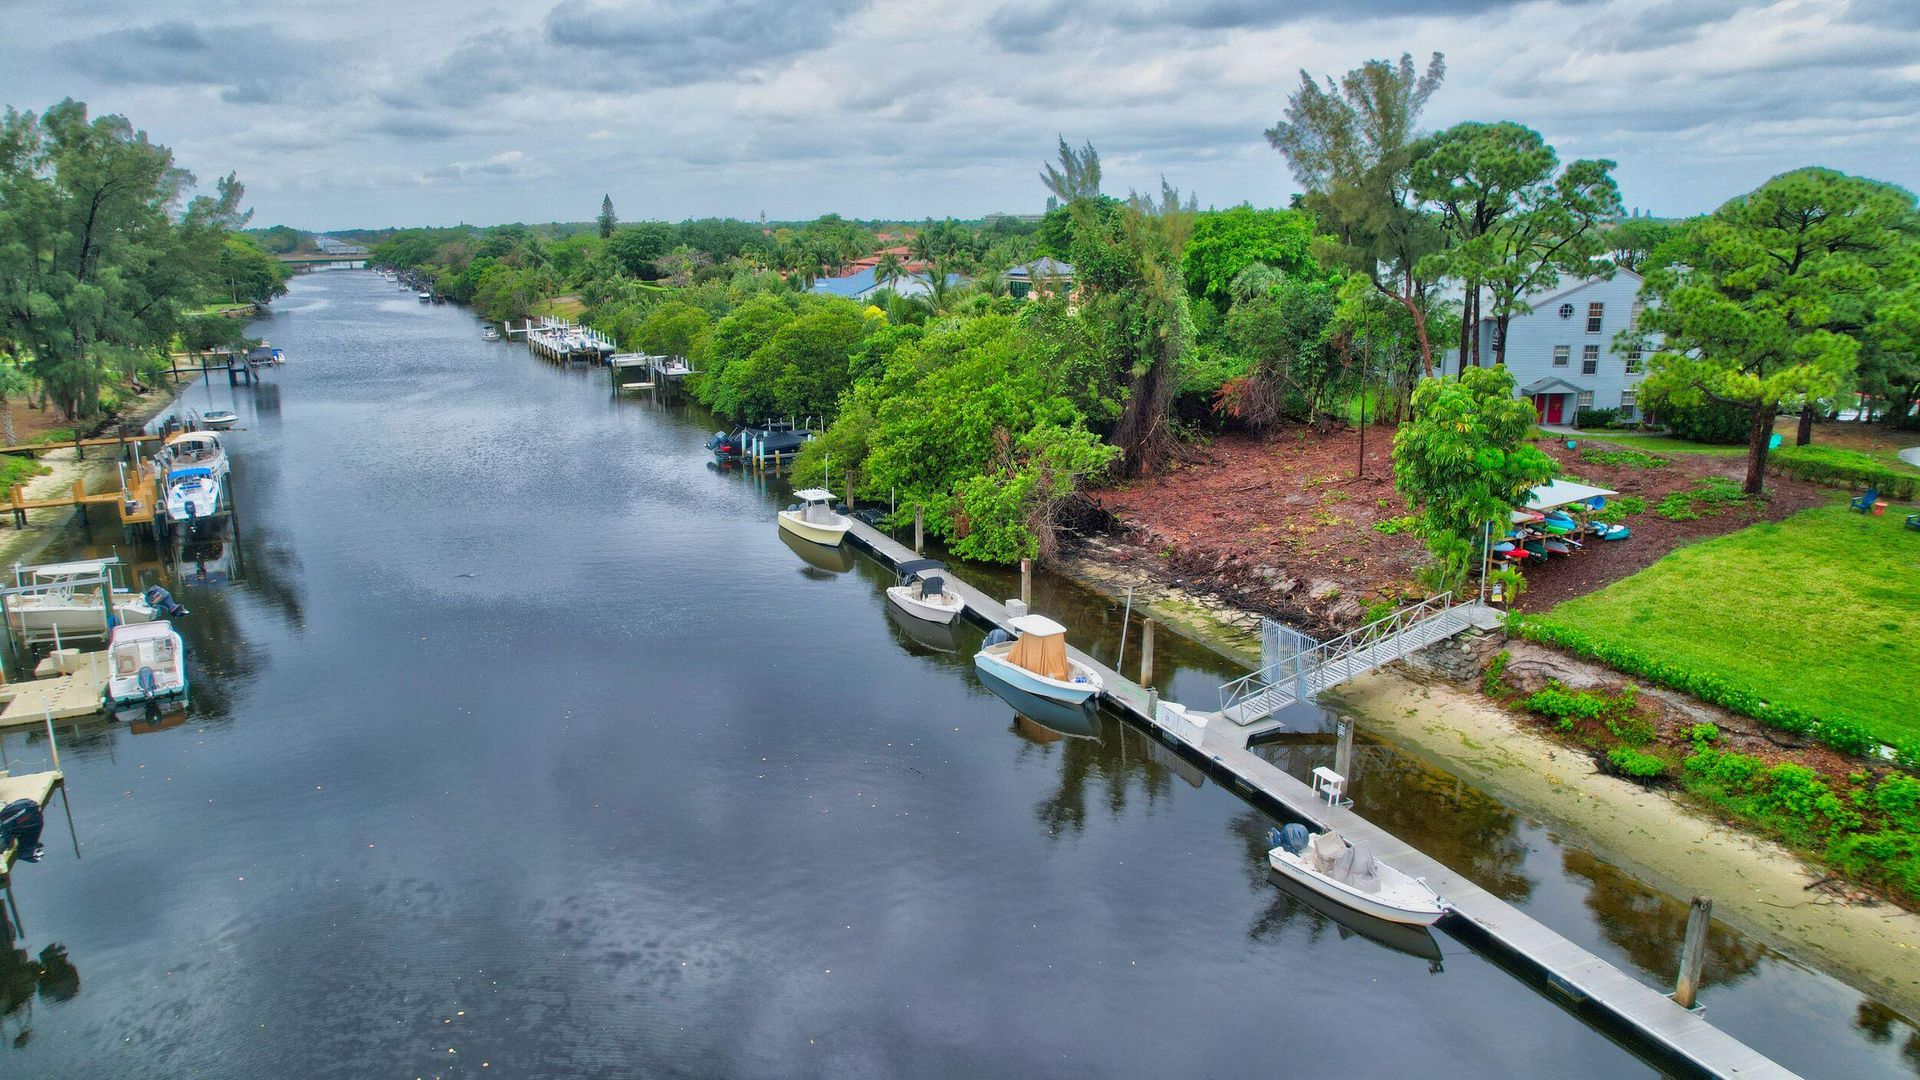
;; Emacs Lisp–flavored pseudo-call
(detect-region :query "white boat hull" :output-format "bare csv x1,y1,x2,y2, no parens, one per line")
777,510,851,547
885,584,963,624
8,595,156,635
1267,847,1445,926
103,622,189,714
973,645,1102,705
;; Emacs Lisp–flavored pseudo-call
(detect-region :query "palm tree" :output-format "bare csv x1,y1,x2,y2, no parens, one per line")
874,253,908,293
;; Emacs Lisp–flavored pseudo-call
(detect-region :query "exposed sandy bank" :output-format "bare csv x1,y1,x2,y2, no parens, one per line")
1337,671,1920,1019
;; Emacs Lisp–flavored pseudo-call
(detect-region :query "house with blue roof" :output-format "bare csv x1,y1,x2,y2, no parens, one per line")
809,267,966,302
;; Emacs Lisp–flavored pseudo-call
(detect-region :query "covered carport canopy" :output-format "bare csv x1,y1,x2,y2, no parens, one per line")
1525,480,1619,511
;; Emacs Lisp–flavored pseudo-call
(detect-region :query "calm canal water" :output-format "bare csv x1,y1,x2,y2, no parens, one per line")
2,270,1915,1078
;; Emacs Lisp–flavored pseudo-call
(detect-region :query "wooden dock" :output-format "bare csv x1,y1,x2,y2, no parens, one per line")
0,432,162,459
843,518,1795,1080
1,460,162,531
0,652,107,729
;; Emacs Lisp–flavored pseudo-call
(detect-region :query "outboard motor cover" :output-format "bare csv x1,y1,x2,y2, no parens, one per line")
0,798,45,863
983,628,1013,648
1269,823,1311,855
144,585,188,619
137,666,158,696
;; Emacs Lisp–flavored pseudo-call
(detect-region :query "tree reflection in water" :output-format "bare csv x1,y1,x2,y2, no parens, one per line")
1023,712,1177,838
0,910,79,1051
1854,999,1920,1073
1558,847,1764,989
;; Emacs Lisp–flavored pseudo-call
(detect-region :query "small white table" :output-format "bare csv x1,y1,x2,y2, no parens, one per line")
1312,766,1350,808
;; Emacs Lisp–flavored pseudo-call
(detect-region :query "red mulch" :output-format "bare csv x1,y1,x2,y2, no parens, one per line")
1081,425,1831,631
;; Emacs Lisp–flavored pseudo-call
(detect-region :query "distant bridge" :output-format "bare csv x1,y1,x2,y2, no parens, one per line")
275,253,368,271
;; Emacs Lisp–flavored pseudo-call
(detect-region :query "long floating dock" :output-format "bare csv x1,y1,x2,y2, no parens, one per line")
844,518,1794,1080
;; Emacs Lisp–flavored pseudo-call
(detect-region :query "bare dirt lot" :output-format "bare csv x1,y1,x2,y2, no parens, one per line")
1082,424,1831,631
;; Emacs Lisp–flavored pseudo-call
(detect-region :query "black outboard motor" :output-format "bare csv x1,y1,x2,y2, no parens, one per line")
144,585,189,619
0,798,45,863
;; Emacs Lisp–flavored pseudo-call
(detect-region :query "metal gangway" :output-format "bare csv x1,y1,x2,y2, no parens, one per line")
1215,592,1488,726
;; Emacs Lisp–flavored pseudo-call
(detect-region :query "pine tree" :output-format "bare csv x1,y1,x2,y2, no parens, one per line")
597,195,617,239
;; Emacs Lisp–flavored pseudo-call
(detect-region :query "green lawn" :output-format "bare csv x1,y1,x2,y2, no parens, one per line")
1579,431,1751,457
1545,501,1920,744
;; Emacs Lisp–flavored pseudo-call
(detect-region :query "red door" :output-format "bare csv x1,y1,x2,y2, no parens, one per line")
1545,395,1565,424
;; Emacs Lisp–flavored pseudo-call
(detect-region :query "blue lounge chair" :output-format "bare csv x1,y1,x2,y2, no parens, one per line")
1907,513,1920,532
1850,488,1879,513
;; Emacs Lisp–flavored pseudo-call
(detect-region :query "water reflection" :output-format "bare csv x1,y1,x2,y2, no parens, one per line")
0,912,79,1050
1857,1001,1920,1071
1560,847,1765,990
777,528,856,575
884,602,961,654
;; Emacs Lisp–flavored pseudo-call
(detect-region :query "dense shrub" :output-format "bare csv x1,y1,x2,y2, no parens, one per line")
1644,394,1752,444
1511,616,1887,759
1607,746,1669,780
1573,406,1622,430
1769,445,1920,500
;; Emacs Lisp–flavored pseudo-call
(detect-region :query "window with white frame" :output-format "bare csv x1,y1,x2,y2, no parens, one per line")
1587,302,1605,332
1553,345,1570,367
1581,345,1600,374
1620,389,1637,413
1577,390,1594,408
1630,300,1646,329
1625,346,1643,374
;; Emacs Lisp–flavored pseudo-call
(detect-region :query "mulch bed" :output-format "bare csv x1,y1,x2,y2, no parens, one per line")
1081,424,1831,632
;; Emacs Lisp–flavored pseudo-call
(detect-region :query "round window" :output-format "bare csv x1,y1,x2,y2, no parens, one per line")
1558,303,1575,319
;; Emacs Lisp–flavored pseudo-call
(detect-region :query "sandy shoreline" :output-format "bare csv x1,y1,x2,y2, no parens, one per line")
1054,548,1920,1019
0,385,184,567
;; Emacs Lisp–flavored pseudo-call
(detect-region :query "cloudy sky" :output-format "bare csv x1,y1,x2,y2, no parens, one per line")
5,0,1916,230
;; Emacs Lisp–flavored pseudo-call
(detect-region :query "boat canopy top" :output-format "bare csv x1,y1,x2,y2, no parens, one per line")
895,559,945,579
166,430,221,448
168,466,213,482
1006,624,1070,681
1524,479,1618,511
792,488,836,504
1008,613,1067,638
23,556,120,580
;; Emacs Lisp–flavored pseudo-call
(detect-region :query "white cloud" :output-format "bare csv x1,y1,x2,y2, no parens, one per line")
2,0,1915,227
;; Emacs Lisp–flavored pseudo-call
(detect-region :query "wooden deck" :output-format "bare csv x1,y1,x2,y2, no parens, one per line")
843,518,1795,1080
0,432,162,458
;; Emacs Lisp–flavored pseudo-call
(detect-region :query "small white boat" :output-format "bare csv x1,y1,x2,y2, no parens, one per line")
159,431,229,523
973,614,1103,705
200,410,238,429
1267,825,1445,926
777,489,852,547
885,559,964,624
103,620,189,717
482,326,501,341
418,291,433,302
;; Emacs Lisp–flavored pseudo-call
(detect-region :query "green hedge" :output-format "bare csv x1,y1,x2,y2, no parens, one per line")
1511,615,1906,764
1769,445,1920,500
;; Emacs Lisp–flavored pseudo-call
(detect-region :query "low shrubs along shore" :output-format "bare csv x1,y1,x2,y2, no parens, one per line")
1484,656,1920,908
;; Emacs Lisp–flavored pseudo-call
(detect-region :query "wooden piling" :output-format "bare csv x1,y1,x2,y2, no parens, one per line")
1019,559,1031,608
1674,896,1713,1009
1141,618,1155,686
1335,716,1353,781
913,507,924,554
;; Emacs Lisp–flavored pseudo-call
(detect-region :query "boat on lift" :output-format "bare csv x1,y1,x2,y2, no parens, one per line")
885,559,964,625
159,431,229,524
5,557,165,637
777,489,851,547
974,614,1102,705
1266,824,1446,927
102,620,189,718
200,410,238,430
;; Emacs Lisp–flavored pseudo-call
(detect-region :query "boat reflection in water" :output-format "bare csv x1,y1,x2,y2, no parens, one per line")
886,601,961,654
778,527,856,577
979,674,1104,741
1263,867,1446,971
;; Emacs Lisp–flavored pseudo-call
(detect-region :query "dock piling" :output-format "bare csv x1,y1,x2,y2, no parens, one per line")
913,508,923,554
1141,618,1155,686
1020,559,1031,608
1674,896,1713,1009
1335,716,1353,781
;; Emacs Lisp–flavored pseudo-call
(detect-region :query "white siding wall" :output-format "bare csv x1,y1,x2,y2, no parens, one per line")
1450,272,1654,417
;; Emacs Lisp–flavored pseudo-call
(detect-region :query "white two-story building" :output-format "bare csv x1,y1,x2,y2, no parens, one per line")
1450,270,1653,426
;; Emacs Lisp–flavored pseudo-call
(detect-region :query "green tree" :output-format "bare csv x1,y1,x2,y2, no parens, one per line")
0,100,249,419
598,194,618,239
217,236,291,305
1267,53,1449,377
873,252,908,293
1181,206,1319,306
693,294,798,417
1635,168,1919,493
0,365,29,446
1392,365,1556,589
1604,217,1677,273
1218,273,1338,427
608,222,676,277
633,301,711,358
